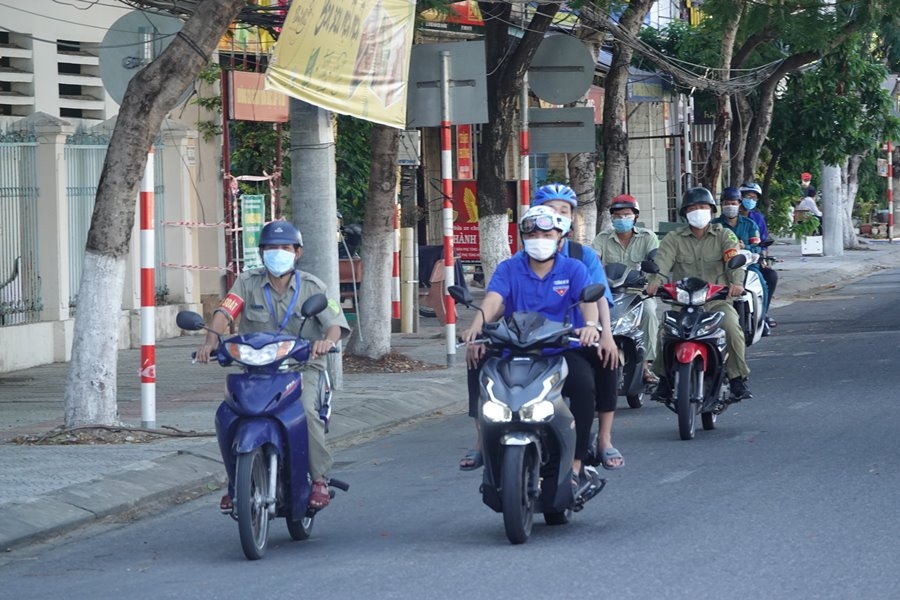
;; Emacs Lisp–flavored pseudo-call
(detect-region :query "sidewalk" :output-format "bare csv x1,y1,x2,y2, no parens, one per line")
3,237,900,551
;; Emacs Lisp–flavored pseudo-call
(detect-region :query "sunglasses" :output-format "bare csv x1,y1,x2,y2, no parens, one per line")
520,214,558,234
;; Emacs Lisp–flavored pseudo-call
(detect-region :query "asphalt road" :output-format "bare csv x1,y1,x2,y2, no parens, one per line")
3,268,900,599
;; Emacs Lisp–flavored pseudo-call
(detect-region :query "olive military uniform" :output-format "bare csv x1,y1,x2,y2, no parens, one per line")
218,268,350,479
646,223,749,379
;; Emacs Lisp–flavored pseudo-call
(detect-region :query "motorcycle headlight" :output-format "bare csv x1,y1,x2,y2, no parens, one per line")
482,398,513,423
225,340,296,366
695,312,724,337
677,288,709,306
518,373,557,422
612,304,643,335
664,314,679,336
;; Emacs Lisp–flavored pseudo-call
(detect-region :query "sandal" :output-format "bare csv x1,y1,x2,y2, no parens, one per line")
643,371,659,385
309,479,331,510
599,447,625,471
219,493,233,513
459,449,483,471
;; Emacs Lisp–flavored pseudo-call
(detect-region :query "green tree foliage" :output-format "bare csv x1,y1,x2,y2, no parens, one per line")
335,114,373,225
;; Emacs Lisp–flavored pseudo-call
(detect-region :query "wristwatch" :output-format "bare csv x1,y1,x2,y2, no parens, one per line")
585,320,601,331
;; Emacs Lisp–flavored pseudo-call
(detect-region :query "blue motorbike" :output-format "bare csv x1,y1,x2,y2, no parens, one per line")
176,293,348,560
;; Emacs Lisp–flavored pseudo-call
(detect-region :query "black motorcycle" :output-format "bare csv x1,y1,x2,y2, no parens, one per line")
450,284,607,544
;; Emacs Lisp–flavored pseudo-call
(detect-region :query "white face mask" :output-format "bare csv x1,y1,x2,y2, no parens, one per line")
263,248,296,276
686,208,712,229
523,238,557,262
722,205,740,218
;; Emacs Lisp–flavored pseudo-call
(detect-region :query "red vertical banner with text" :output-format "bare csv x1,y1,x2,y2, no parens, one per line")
452,180,518,263
456,124,473,180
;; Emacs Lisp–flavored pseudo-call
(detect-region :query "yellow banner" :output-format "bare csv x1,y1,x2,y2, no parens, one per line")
266,0,416,128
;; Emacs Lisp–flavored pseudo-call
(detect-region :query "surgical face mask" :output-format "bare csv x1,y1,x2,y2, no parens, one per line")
523,238,557,262
722,205,740,218
263,249,296,276
611,217,635,233
741,197,757,211
685,208,712,229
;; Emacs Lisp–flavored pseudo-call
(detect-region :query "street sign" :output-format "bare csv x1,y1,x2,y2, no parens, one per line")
406,41,488,128
528,34,595,105
528,107,596,153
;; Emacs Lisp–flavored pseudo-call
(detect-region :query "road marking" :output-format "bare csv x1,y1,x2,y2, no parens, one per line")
660,470,694,484
789,401,813,409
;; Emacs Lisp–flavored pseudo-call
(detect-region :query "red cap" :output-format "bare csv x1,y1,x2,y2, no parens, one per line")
801,172,812,181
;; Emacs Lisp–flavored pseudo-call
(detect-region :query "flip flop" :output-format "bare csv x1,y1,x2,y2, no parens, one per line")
309,479,331,510
459,449,483,471
599,447,625,471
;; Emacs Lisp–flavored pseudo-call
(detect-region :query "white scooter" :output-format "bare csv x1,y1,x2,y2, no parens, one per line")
733,249,766,347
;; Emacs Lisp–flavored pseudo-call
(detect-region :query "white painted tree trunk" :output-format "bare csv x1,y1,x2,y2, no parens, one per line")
62,0,246,427
479,213,511,285
65,253,126,426
348,124,398,359
841,155,863,249
822,163,844,256
569,151,597,243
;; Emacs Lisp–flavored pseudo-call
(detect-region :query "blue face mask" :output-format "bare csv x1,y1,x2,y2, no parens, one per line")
263,249,296,276
741,198,757,210
611,217,635,233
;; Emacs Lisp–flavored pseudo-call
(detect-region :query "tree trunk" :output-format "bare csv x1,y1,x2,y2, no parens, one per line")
569,151,597,243
842,155,863,249
64,0,246,427
349,124,399,359
729,93,752,185
291,99,344,386
476,2,559,283
699,2,742,189
598,0,654,215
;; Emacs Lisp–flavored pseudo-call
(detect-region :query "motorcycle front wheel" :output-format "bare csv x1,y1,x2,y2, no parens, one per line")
235,448,271,560
676,361,698,440
286,513,314,540
501,445,536,544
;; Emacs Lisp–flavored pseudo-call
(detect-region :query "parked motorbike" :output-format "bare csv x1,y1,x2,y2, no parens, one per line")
176,293,349,560
450,283,607,545
643,254,747,440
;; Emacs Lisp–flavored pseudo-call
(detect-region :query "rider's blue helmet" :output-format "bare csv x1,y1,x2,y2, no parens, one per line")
532,183,578,209
259,221,303,247
721,186,742,202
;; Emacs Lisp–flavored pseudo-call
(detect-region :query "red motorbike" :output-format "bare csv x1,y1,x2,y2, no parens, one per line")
643,256,746,440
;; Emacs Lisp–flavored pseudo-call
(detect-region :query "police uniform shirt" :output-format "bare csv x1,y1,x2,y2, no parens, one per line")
217,268,350,371
647,223,743,288
592,226,660,269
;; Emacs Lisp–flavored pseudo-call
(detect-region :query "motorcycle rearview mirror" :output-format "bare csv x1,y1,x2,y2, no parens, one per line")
640,259,660,274
300,293,329,318
580,283,606,304
645,248,658,262
176,310,206,331
759,238,774,249
448,285,473,307
727,253,748,269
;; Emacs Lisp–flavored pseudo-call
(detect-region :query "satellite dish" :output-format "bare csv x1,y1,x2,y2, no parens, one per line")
99,10,191,106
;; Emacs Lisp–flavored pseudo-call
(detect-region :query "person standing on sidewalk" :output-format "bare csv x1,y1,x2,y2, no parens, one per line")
195,220,350,512
647,187,753,403
591,194,661,384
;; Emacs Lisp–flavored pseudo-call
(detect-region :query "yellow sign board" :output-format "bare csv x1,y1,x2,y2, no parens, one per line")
266,0,416,128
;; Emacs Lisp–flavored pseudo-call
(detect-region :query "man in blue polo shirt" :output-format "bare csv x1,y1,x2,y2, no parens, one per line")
458,205,604,478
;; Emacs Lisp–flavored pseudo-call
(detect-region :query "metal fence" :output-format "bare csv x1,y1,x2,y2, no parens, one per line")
0,131,41,325
65,134,167,315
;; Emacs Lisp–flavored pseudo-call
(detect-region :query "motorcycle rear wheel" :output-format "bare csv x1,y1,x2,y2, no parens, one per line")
501,445,536,544
235,448,271,560
543,509,572,526
626,392,644,409
702,410,717,430
676,362,697,440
